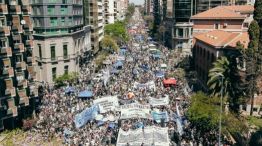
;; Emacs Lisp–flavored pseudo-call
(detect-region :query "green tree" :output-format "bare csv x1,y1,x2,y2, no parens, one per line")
187,92,248,145
54,72,79,87
254,0,262,72
101,35,119,53
245,20,260,115
104,21,129,44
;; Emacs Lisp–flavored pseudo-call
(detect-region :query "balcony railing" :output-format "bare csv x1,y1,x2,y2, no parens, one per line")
18,89,29,106
10,5,21,15
16,61,26,70
26,57,35,64
0,47,12,57
0,26,10,36
0,4,8,14
7,98,17,117
29,85,38,97
25,39,33,48
23,16,33,31
1,67,14,78
12,25,23,33
14,43,25,53
17,79,28,88
22,5,31,15
5,87,16,97
21,0,30,5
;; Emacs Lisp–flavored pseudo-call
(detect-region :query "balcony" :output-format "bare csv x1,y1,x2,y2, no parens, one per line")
14,43,25,53
21,0,30,5
22,5,31,15
10,5,21,15
23,16,33,32
0,26,10,36
17,79,28,88
9,0,18,5
2,58,11,67
18,89,29,106
0,47,12,57
26,57,35,64
0,4,8,14
29,85,38,97
16,61,26,70
7,98,17,117
12,25,23,33
1,67,14,78
25,40,33,48
5,79,16,97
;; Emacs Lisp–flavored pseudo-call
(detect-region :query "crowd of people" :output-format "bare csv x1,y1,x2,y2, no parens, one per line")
25,8,194,146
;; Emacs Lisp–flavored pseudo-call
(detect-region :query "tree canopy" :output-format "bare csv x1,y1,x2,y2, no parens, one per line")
104,21,129,44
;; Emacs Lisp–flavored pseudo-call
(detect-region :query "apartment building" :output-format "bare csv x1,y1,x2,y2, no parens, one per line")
32,0,91,83
104,0,115,24
83,0,104,53
0,0,38,130
144,0,153,15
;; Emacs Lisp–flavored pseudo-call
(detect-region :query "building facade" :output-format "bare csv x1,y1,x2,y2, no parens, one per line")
104,0,115,24
32,0,91,83
0,0,38,130
83,0,104,53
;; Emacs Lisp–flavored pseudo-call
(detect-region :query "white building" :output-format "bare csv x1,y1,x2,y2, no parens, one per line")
105,0,115,24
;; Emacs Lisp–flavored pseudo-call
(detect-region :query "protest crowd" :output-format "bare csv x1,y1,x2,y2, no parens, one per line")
28,8,194,146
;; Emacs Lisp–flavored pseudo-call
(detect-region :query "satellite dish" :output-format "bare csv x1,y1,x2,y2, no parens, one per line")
21,20,26,25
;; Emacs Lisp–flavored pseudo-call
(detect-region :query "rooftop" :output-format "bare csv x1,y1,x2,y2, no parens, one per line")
194,30,249,48
191,5,253,20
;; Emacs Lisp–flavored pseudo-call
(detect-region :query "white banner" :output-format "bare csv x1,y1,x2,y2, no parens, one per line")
148,95,169,106
116,126,169,146
133,81,155,91
120,103,151,119
93,96,119,113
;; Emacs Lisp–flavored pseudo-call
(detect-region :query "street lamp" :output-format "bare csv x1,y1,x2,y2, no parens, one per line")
215,72,224,146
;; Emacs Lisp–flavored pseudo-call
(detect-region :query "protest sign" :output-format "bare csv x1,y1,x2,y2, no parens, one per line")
148,95,169,106
116,126,169,146
93,96,119,113
151,111,169,123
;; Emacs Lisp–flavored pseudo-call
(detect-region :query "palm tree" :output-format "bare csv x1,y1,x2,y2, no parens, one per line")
207,56,245,112
207,56,231,98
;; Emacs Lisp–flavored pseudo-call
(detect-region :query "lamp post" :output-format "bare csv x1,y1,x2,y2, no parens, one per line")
216,73,224,146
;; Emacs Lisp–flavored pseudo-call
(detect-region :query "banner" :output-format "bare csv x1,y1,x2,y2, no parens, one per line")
133,81,155,91
74,105,98,128
120,103,151,119
148,96,169,106
93,96,119,113
116,126,169,146
151,111,169,123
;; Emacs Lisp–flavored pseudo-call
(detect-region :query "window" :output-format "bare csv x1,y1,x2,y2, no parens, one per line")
63,44,68,59
64,65,69,74
215,23,219,29
60,6,68,15
47,6,55,15
52,67,56,80
62,0,67,4
50,45,56,61
38,44,42,59
49,0,56,3
15,55,22,62
243,23,249,28
61,17,65,26
177,28,183,38
68,17,72,25
50,17,58,26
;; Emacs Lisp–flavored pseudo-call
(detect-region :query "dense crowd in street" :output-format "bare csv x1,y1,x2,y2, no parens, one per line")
24,8,195,146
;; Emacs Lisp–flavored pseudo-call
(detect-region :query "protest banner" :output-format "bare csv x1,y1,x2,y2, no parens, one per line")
93,96,119,113
116,126,169,146
148,95,169,106
74,105,98,128
151,111,169,123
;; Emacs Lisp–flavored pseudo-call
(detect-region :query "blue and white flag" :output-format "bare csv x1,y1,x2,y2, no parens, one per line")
151,111,169,123
74,105,98,128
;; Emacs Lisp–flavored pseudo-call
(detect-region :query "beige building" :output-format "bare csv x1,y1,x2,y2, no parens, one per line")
34,27,91,83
